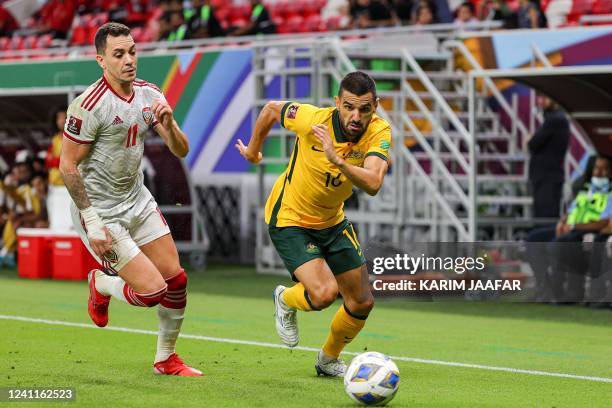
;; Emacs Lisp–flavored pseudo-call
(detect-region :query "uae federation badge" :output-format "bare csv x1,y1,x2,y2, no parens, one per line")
142,106,154,125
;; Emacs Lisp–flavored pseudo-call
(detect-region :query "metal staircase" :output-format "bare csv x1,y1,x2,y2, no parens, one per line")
250,32,588,273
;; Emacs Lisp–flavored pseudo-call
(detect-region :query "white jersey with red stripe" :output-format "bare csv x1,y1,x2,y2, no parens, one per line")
64,76,164,218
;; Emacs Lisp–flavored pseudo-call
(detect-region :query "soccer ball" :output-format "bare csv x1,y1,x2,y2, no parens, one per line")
344,352,400,406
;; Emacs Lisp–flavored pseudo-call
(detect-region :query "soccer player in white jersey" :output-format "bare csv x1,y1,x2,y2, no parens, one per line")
59,22,202,376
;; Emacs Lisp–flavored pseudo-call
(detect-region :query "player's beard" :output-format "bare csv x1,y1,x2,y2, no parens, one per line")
341,118,370,140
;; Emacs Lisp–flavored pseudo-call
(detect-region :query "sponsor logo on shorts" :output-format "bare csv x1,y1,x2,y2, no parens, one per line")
305,242,321,254
67,115,82,135
287,105,299,119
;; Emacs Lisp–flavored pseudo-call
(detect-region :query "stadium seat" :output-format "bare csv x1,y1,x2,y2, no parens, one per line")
304,15,323,32
593,0,612,14
284,15,305,34
0,37,10,51
567,0,595,22
23,35,39,50
37,34,53,49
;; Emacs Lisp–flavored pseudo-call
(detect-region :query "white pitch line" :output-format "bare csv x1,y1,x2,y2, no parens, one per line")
1,314,611,384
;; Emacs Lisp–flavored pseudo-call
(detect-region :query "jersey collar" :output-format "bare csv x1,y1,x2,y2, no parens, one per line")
332,109,363,144
102,75,135,104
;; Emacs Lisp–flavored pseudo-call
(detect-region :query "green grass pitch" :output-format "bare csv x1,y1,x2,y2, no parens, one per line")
1,265,611,407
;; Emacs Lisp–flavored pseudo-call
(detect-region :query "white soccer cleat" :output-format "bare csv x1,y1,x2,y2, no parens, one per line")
273,285,299,347
315,350,347,377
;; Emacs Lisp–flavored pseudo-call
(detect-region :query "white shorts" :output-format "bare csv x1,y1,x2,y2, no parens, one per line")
71,196,171,274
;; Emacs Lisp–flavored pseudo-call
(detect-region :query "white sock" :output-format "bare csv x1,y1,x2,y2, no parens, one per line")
94,272,129,303
155,305,185,363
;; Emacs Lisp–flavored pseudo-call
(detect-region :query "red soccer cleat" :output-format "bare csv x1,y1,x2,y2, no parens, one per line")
88,270,111,327
153,353,203,376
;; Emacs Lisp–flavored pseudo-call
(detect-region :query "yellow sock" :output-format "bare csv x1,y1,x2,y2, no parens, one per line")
322,304,367,358
282,283,313,311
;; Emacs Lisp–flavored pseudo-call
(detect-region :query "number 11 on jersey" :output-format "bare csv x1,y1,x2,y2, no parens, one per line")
125,124,139,148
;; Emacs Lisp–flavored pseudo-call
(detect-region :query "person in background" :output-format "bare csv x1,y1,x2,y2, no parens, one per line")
411,0,438,24
390,0,414,25
38,0,76,39
185,0,225,39
0,162,34,268
549,156,612,303
46,108,67,187
232,0,276,36
518,0,546,29
454,1,479,27
322,0,352,30
528,95,570,221
414,3,436,25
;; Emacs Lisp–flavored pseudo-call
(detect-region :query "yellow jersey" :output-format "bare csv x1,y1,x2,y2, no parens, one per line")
265,102,392,230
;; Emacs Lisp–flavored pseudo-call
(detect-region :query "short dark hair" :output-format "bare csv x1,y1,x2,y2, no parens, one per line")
338,71,377,100
95,22,131,55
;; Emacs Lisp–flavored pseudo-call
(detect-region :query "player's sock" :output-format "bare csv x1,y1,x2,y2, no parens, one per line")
155,270,188,363
95,272,167,307
94,273,128,301
282,282,316,311
321,303,367,358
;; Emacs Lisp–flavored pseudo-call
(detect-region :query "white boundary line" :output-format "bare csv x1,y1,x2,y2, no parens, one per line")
1,314,611,384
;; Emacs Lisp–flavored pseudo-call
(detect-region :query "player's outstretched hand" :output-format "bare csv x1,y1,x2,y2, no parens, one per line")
312,124,341,166
235,139,263,164
152,99,174,129
89,226,113,259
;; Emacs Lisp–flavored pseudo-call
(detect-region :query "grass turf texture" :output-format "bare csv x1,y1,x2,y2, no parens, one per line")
1,265,611,407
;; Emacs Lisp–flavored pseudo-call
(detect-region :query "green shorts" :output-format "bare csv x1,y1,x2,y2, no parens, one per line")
268,219,366,281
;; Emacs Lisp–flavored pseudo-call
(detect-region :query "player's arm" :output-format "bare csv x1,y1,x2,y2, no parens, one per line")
152,99,189,158
312,124,389,196
59,140,112,256
235,101,285,164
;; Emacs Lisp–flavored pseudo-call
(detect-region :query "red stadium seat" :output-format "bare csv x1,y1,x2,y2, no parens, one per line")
568,0,595,22
284,15,305,34
326,15,342,31
23,35,39,49
304,14,322,32
9,36,24,50
0,37,10,51
593,0,612,14
38,34,53,48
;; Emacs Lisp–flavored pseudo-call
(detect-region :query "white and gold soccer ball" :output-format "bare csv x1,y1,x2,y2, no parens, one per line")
344,352,400,406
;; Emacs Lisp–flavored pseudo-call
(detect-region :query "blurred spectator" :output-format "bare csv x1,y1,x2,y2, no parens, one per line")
46,108,66,187
0,162,34,268
322,0,352,29
165,10,187,41
411,0,438,24
528,95,569,220
185,0,225,39
478,0,517,28
391,0,414,25
454,2,478,27
518,0,546,29
0,5,18,37
232,0,275,36
414,3,436,25
38,0,76,39
549,156,612,303
366,1,400,28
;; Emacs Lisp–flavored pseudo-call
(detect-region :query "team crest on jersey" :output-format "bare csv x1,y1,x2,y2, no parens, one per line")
67,115,82,135
142,106,154,125
287,105,299,119
380,140,390,151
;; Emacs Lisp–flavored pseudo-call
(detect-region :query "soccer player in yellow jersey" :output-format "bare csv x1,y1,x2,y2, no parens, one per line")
236,71,391,376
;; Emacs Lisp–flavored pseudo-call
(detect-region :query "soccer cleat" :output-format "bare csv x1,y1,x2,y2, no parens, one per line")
273,285,299,347
153,353,203,376
87,269,111,327
315,351,347,377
